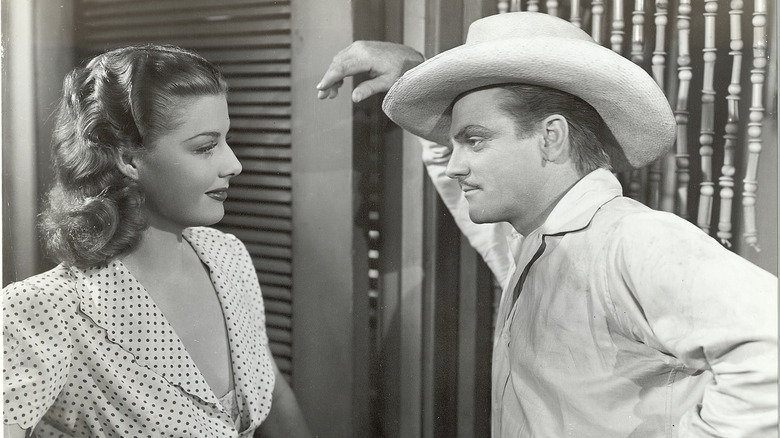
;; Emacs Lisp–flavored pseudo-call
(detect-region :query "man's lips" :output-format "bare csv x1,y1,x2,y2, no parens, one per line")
460,182,479,193
206,187,229,202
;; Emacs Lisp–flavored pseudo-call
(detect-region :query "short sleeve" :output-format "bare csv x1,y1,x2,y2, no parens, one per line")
3,281,73,429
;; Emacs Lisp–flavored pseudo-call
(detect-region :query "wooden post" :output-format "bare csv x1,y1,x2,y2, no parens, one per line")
290,0,370,435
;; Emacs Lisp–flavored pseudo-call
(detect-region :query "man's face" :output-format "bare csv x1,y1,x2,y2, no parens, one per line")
446,87,548,231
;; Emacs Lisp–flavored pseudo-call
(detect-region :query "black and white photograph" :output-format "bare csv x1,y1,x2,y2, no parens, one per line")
2,0,778,437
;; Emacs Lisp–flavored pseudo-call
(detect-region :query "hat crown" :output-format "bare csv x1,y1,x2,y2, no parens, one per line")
466,12,594,45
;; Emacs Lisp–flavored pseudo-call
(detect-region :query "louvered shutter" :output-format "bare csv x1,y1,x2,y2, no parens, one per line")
75,0,295,379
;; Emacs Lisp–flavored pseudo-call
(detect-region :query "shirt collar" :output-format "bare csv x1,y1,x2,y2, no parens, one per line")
539,168,623,236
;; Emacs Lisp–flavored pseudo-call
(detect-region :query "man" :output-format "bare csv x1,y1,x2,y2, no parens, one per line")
317,12,778,437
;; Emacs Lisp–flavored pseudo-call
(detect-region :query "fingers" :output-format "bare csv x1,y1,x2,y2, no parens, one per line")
316,44,370,91
316,79,343,100
351,77,392,102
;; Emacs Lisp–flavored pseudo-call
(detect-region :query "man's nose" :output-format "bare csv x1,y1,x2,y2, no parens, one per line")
444,146,467,180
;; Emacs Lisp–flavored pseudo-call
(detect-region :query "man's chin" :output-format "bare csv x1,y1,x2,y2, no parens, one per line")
468,210,497,224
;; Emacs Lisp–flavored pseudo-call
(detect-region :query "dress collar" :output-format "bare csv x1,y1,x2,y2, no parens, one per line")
73,229,226,406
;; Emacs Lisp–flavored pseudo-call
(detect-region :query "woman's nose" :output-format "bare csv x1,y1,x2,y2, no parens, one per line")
221,143,242,178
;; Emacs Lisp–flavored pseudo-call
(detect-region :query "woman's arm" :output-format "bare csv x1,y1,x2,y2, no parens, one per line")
255,348,313,438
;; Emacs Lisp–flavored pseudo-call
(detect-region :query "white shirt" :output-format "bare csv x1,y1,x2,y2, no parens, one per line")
425,144,778,437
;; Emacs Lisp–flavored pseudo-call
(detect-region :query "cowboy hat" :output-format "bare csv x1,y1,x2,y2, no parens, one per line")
382,12,676,171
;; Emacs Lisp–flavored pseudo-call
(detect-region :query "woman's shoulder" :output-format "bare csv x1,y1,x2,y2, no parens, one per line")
3,264,80,310
184,226,249,261
185,226,239,246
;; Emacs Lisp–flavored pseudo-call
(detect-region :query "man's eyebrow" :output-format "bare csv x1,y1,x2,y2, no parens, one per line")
451,125,492,141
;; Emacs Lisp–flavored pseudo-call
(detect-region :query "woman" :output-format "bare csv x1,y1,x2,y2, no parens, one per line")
3,45,311,437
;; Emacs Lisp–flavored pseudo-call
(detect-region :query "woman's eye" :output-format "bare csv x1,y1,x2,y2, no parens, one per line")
196,142,218,155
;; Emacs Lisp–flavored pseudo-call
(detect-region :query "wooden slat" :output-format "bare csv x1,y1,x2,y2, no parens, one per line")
199,48,291,62
230,118,292,131
253,258,292,275
236,159,292,174
232,144,291,158
220,227,291,246
260,285,293,302
219,215,292,232
269,342,293,359
245,242,292,260
224,200,291,218
81,0,288,16
266,314,292,329
221,64,291,76
257,272,292,287
267,327,292,344
227,76,291,88
83,5,290,27
232,173,291,188
264,299,292,316
229,186,290,203
228,90,291,104
83,19,290,42
78,34,292,50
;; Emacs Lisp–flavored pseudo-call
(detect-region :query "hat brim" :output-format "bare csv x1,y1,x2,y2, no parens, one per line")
382,36,676,171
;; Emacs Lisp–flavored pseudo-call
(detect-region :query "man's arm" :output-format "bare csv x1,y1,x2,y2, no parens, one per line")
609,214,778,436
317,41,515,285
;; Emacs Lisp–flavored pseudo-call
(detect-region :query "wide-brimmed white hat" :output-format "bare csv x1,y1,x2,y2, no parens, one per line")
382,12,676,170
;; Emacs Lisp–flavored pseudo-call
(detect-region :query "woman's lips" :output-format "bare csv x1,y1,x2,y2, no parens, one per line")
206,188,228,202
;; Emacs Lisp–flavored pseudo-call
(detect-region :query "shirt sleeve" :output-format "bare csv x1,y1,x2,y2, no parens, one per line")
607,212,778,437
3,281,73,430
421,138,516,287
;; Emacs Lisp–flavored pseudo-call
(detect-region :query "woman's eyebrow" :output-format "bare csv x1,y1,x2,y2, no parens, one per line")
184,131,221,142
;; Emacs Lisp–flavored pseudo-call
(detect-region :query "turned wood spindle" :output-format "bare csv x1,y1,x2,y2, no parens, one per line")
742,0,767,251
570,0,582,28
674,0,692,219
696,0,718,234
654,0,673,212
717,0,743,247
591,0,605,45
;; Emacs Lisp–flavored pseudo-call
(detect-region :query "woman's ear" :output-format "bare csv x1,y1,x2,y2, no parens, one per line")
115,149,140,180
540,115,570,163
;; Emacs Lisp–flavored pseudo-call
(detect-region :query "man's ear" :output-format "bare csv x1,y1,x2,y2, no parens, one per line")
116,149,140,180
540,115,570,163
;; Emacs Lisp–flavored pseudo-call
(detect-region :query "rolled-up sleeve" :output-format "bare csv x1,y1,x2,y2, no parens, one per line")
607,212,778,437
3,281,73,429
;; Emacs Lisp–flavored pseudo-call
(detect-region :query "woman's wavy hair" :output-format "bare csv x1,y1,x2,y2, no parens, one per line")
40,44,228,268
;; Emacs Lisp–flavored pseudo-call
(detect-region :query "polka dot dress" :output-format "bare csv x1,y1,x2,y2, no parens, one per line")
3,227,275,437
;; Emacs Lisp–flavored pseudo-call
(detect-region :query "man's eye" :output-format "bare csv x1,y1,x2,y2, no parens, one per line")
467,137,484,147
